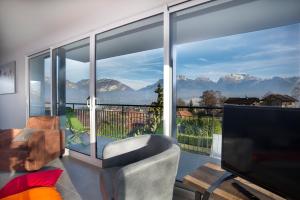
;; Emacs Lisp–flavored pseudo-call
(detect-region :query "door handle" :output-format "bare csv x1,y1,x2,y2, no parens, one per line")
86,96,90,108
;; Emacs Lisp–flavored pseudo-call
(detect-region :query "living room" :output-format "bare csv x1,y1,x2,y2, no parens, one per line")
0,0,299,200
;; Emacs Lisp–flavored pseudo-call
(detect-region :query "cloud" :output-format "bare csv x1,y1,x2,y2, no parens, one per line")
234,43,300,60
198,57,208,62
65,59,89,82
181,54,299,81
95,48,163,88
176,23,300,81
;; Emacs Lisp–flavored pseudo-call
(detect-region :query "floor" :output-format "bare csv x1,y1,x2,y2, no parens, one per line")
0,153,219,200
66,133,221,178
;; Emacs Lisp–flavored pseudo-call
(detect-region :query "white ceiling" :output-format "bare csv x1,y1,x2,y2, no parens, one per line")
0,0,176,59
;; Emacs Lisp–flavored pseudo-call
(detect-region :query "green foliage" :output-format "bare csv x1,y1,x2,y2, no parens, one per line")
177,134,212,148
177,98,186,106
188,100,194,113
200,90,224,106
97,121,125,139
135,83,163,135
175,115,221,154
176,116,222,137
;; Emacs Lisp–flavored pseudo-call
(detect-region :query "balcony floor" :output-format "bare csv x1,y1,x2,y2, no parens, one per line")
177,151,220,181
0,153,218,200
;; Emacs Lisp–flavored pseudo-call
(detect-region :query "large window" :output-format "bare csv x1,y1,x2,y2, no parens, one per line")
29,52,51,116
27,0,300,170
53,38,91,155
95,15,164,158
172,0,300,180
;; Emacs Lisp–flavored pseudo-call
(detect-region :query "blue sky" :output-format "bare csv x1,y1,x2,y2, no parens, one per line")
175,23,300,81
65,22,300,88
96,48,163,90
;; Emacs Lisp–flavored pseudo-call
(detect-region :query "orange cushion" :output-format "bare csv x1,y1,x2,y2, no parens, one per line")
0,187,62,200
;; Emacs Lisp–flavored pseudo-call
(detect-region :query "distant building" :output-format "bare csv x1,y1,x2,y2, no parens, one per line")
224,97,260,105
261,94,298,108
177,110,193,119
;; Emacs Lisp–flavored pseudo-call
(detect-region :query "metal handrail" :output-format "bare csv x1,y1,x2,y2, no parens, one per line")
65,102,223,109
64,102,222,155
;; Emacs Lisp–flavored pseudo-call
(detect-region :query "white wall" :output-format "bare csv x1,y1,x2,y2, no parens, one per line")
0,0,178,128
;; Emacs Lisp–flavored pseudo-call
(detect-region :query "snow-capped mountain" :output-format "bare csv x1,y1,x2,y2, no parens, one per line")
218,73,259,83
45,74,300,105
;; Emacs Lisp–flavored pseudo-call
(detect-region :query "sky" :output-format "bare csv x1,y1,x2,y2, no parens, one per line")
175,23,300,82
96,48,163,90
64,22,300,88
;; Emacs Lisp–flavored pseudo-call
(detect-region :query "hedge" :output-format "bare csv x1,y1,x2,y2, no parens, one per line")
177,134,213,148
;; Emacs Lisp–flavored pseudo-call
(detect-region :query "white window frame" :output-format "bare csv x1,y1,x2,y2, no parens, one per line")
26,49,51,119
25,0,214,166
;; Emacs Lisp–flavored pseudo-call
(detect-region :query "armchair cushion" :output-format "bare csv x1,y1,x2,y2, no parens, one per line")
26,116,59,130
102,135,174,168
100,135,180,200
0,129,23,147
0,187,62,200
114,147,180,200
0,169,63,199
0,116,65,172
12,128,38,142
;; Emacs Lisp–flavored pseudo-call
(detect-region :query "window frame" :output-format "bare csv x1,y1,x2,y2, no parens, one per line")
25,0,221,166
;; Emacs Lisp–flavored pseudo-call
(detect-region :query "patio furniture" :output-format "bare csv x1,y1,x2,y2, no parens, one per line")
0,116,65,171
99,134,180,200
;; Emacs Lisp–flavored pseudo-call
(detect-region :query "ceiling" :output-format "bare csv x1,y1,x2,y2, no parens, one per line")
0,0,172,59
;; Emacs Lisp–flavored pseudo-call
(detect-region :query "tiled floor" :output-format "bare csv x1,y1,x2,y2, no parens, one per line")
0,153,219,200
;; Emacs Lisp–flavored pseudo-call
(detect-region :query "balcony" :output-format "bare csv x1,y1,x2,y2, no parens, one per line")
64,103,222,180
1,0,299,199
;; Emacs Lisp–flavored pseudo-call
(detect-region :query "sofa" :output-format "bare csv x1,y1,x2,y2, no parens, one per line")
99,134,180,200
0,116,65,171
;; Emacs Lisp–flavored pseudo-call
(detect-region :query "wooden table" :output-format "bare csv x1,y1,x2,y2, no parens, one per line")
183,162,285,200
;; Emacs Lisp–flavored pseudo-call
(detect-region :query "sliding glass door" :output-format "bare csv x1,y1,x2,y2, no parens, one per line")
171,0,300,181
28,51,51,116
95,15,164,159
53,38,91,155
51,15,164,159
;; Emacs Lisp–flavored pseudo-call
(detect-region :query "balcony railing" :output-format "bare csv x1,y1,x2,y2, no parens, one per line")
65,103,223,156
176,106,223,155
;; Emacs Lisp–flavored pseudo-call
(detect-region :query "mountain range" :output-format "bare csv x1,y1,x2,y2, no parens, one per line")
176,74,300,103
48,74,300,105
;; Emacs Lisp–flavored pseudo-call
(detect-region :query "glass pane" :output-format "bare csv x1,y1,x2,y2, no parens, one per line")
29,52,51,116
95,15,164,159
54,38,91,155
172,0,300,181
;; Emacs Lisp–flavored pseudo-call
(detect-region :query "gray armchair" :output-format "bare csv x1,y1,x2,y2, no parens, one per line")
99,134,180,200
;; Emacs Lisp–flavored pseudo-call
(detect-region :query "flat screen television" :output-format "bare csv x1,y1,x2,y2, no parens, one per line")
222,105,300,200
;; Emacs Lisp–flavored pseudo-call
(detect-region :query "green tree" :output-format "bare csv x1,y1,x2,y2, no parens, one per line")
200,90,219,106
148,83,163,133
177,98,186,106
199,90,225,107
188,99,194,113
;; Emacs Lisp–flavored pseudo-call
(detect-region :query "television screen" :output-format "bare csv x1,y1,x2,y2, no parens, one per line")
222,105,300,200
